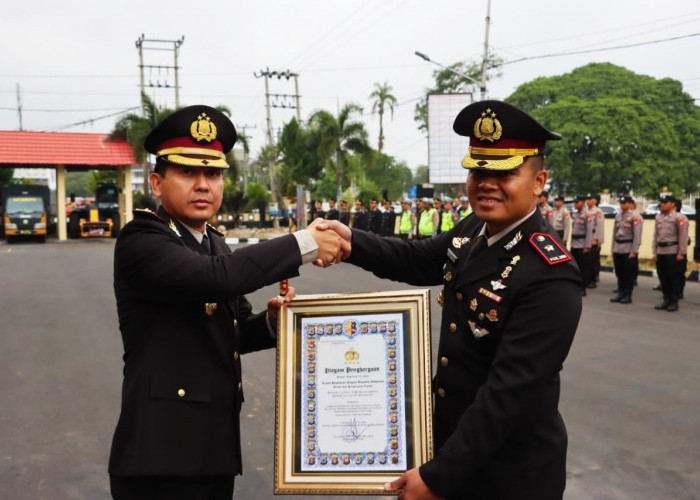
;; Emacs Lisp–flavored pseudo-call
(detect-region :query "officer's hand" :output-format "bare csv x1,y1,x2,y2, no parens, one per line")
384,468,442,500
307,218,350,267
311,219,352,266
676,254,685,261
267,286,296,332
629,252,637,259
584,247,591,253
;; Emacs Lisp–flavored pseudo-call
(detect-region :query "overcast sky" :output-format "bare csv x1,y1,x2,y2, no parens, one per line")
1,0,698,171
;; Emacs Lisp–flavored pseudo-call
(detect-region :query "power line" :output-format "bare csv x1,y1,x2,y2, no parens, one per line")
502,32,700,66
40,106,139,132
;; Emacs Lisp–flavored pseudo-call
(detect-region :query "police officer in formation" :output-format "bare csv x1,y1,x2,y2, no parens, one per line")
652,194,689,312
538,190,554,226
338,199,350,226
417,197,438,239
320,99,582,500
439,196,457,233
570,195,593,296
457,195,472,220
610,196,642,304
585,193,605,288
325,198,339,220
552,194,571,245
351,199,368,230
380,199,397,237
368,197,383,235
397,198,415,240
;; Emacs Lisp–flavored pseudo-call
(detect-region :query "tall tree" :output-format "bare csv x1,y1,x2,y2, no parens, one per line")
507,63,700,197
414,54,503,134
369,82,397,152
111,93,174,194
307,104,372,201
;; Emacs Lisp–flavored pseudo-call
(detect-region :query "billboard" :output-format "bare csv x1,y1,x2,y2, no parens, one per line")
427,93,473,184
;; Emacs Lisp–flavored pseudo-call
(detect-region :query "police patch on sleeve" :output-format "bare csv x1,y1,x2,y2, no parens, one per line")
529,232,572,265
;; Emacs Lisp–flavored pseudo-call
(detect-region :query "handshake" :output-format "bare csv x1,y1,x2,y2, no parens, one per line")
307,218,352,267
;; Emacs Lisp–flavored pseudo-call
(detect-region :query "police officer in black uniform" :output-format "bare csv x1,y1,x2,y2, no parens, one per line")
320,100,582,500
108,105,348,499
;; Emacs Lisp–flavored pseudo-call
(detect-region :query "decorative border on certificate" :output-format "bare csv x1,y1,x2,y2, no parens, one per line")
274,290,433,495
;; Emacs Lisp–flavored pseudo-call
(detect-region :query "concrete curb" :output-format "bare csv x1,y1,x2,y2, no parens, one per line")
225,237,265,244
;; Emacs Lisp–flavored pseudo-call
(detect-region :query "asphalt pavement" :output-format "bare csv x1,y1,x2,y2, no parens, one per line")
0,238,698,499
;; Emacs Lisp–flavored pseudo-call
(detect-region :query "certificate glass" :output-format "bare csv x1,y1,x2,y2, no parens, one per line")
274,290,433,495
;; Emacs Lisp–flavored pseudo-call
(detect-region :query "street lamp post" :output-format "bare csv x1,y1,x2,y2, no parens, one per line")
414,51,486,100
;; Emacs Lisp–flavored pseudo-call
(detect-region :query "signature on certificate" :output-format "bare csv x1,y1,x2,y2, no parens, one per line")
343,418,371,442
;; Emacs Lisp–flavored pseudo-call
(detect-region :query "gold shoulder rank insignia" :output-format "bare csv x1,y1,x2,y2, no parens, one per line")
529,232,571,265
168,219,182,237
133,208,164,221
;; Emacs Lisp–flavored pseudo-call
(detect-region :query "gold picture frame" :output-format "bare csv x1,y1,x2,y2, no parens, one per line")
274,290,434,495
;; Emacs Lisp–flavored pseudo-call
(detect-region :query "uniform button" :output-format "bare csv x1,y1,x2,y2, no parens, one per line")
233,351,240,361
233,319,238,327
237,382,242,392
449,322,457,333
440,357,449,367
177,388,186,398
444,271,453,283
437,388,445,398
455,292,463,302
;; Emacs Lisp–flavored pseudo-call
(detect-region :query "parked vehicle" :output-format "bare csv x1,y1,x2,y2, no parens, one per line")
644,202,695,216
1,184,50,243
67,182,121,238
598,203,620,216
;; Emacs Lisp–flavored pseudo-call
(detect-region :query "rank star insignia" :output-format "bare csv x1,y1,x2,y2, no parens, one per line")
169,219,182,237
491,280,507,291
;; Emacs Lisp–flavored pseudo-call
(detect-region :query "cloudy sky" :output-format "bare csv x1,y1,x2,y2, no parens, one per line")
1,0,698,171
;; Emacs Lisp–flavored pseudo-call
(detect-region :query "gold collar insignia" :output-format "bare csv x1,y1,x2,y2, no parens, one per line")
168,219,182,237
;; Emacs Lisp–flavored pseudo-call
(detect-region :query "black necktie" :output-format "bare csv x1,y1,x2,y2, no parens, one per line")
469,234,488,259
201,234,211,254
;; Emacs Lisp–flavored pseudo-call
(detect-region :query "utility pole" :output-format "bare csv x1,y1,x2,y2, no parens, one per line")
253,68,302,210
479,0,492,101
135,34,185,109
135,34,185,194
235,124,257,192
16,83,23,131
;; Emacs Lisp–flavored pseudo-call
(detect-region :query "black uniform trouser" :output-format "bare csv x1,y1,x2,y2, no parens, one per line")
613,252,636,297
571,248,589,290
656,254,686,299
590,244,601,282
110,475,234,500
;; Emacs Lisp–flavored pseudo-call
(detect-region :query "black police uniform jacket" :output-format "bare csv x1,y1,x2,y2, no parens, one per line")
109,206,302,477
346,210,581,499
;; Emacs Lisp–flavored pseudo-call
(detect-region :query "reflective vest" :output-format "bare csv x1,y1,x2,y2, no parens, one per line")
419,209,437,236
458,207,472,220
399,211,412,234
441,211,455,232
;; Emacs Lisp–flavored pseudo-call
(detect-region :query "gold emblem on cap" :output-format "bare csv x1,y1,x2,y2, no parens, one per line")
190,112,218,143
473,108,502,143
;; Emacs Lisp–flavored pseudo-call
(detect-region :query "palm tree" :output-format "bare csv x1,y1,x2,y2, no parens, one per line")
112,93,174,194
369,82,397,152
308,104,371,201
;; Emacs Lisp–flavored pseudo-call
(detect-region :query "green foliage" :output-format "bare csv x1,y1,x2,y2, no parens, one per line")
277,118,323,195
244,182,271,211
414,166,429,184
362,152,414,201
132,191,157,210
507,63,700,196
0,167,14,185
369,82,398,151
65,171,91,197
88,170,118,194
414,54,503,134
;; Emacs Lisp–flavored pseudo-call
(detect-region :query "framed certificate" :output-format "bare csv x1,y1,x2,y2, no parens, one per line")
274,290,434,495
